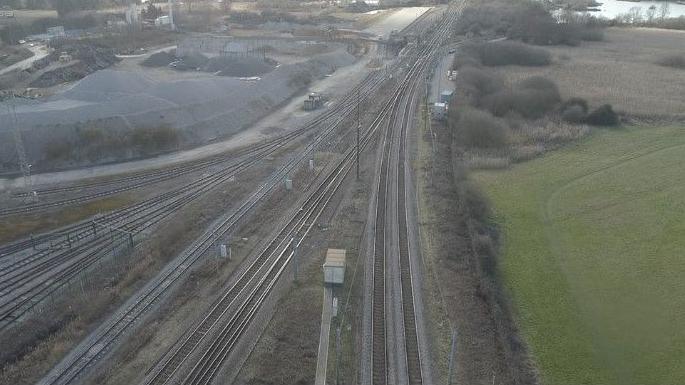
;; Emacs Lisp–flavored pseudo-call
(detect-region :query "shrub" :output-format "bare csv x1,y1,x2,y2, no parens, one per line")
656,54,685,69
454,108,509,149
518,76,559,93
131,125,179,154
452,53,481,69
456,0,606,46
455,67,505,106
461,41,552,67
585,104,620,126
560,97,589,114
578,27,605,41
483,76,561,119
561,105,587,123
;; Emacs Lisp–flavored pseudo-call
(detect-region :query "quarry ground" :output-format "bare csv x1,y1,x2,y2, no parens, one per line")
0,41,380,191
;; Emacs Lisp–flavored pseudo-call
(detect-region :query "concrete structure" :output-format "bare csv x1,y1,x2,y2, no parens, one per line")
155,15,171,26
47,26,66,40
314,286,333,385
439,90,453,104
432,102,447,120
304,92,324,111
58,52,72,63
323,248,346,285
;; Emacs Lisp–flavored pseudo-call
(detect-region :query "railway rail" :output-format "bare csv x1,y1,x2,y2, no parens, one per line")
141,8,459,381
0,71,387,331
36,64,392,385
141,7,459,385
368,4,459,385
141,53,405,385
24,8,457,385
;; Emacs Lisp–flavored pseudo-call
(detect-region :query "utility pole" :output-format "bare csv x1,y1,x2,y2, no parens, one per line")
356,88,360,180
168,0,175,31
447,329,458,385
291,237,299,282
335,325,342,385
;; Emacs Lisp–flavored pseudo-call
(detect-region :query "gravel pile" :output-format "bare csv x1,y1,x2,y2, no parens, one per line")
29,43,120,88
141,50,176,67
0,47,358,167
203,56,274,77
62,70,153,101
142,51,275,77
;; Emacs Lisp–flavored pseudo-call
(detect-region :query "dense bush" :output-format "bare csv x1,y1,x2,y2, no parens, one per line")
45,124,179,164
131,125,179,153
454,67,505,106
456,0,606,46
31,14,98,31
659,16,685,31
561,105,587,123
455,2,519,36
452,53,481,69
461,41,552,67
560,97,589,123
454,108,509,149
560,97,589,114
585,104,620,126
483,76,561,119
657,54,685,69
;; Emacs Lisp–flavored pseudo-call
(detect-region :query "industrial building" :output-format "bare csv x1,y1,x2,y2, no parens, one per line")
304,92,325,111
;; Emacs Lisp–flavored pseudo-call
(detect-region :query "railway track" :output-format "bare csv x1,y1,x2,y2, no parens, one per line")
36,67,392,385
0,71,387,331
28,9,455,385
369,5,459,385
139,10,459,379
132,9,457,385
140,54,404,385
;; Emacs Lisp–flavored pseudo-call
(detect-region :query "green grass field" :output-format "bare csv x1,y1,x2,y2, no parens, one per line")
473,126,685,385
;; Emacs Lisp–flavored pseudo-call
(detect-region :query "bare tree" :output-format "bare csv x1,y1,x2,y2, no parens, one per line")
221,0,231,13
660,2,670,20
646,5,656,24
628,6,642,24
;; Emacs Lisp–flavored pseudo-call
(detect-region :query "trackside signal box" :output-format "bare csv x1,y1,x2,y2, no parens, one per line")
323,249,346,285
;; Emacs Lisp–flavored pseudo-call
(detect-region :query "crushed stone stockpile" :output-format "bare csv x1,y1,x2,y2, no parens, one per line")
29,43,120,88
141,50,177,67
142,50,275,77
204,56,274,77
0,49,357,168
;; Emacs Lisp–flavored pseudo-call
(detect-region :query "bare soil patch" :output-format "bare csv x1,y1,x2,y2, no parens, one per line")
0,194,133,244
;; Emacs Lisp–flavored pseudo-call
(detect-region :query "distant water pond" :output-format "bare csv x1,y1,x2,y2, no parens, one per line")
588,0,685,19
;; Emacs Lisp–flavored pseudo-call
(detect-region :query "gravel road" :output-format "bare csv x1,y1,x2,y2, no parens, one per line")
0,44,48,76
363,7,432,39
